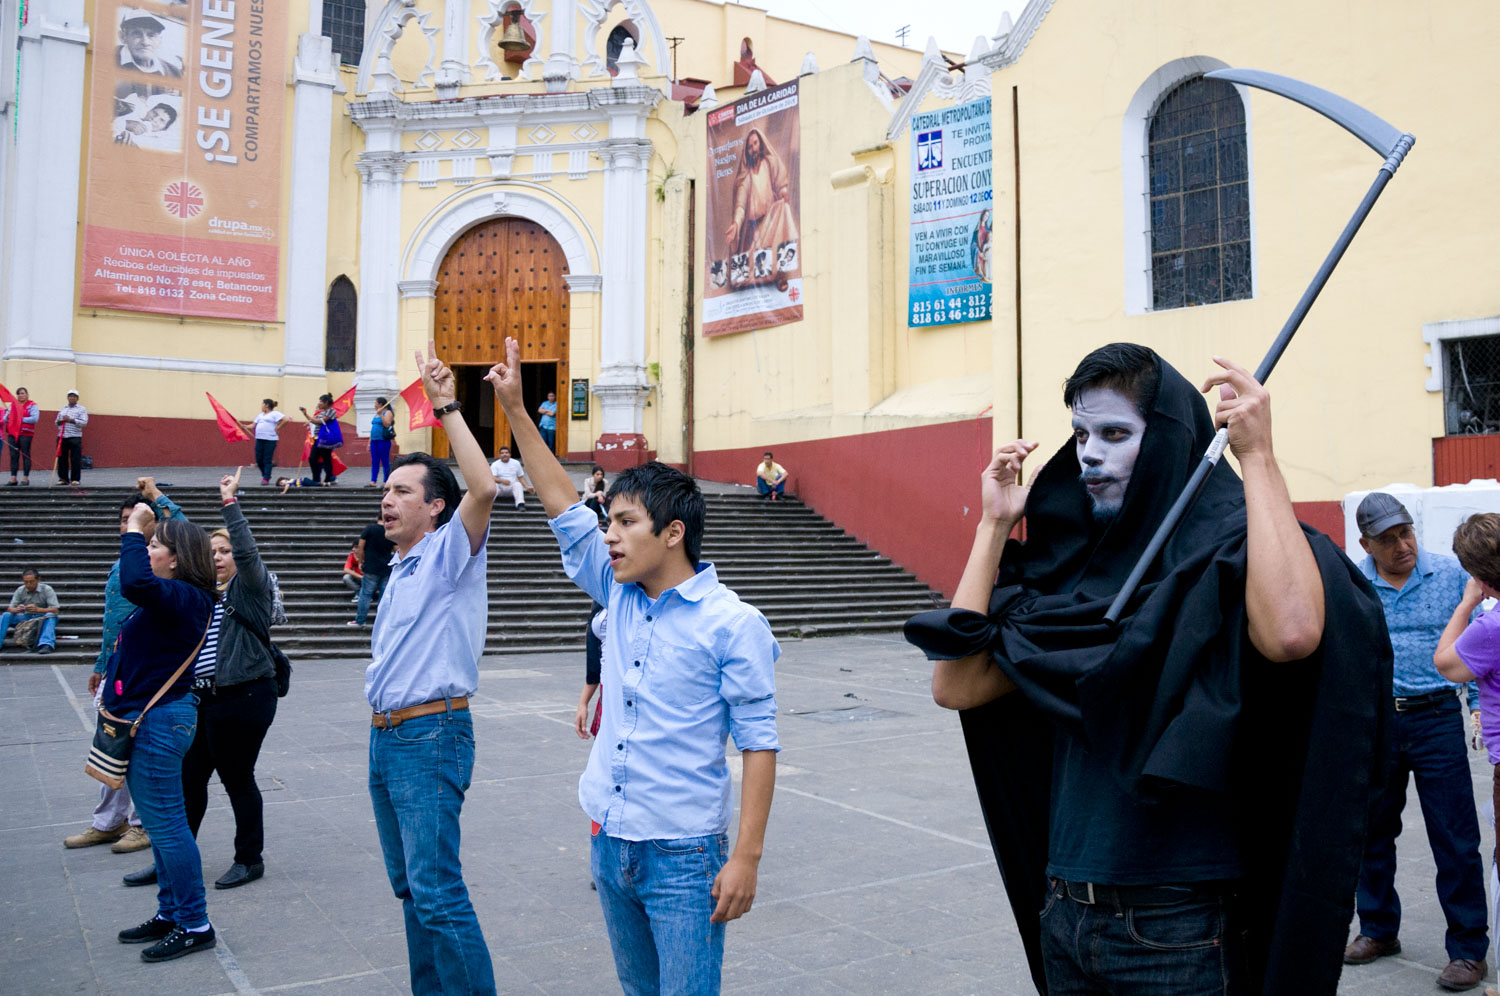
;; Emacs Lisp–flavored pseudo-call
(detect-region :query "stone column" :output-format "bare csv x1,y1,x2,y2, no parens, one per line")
352,151,407,425
2,1,89,364
436,0,471,94
593,133,653,469
282,33,340,381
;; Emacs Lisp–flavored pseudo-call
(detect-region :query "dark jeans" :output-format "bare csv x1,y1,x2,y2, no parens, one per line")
58,436,82,482
309,445,334,483
355,572,388,626
123,697,207,928
369,708,495,994
1039,881,1248,994
540,426,556,452
370,440,392,483
253,438,277,482
7,433,31,477
1355,693,1489,960
182,677,278,866
756,478,784,497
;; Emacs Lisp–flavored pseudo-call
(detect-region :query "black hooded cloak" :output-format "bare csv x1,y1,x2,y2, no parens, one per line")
906,350,1389,995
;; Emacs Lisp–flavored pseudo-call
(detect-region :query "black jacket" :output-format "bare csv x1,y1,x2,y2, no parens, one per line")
214,501,276,688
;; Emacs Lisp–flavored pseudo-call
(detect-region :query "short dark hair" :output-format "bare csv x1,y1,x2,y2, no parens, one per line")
390,452,461,527
1062,343,1161,418
119,493,145,512
151,103,177,126
606,461,705,564
1454,513,1500,589
155,519,218,596
21,568,37,579
763,451,773,458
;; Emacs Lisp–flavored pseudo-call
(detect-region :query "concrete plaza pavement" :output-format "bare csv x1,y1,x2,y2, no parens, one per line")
1,633,1493,994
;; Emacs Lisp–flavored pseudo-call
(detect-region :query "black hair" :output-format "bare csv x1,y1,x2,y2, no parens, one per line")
1062,343,1161,418
590,464,605,477
390,452,461,527
318,392,334,406
155,519,218,597
21,568,37,579
763,451,773,458
15,386,26,394
119,493,145,512
151,103,177,126
263,398,277,409
375,396,389,407
606,461,705,564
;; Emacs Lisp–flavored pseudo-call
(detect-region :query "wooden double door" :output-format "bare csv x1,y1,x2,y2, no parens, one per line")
430,217,571,459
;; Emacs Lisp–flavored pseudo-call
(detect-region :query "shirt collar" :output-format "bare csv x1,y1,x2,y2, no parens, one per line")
1359,547,1434,589
640,561,719,603
395,528,436,567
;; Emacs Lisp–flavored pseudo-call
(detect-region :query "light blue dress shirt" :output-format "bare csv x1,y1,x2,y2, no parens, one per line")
365,516,489,713
550,502,780,841
1358,547,1479,708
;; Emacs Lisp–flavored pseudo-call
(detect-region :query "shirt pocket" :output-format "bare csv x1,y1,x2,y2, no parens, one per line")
650,641,721,710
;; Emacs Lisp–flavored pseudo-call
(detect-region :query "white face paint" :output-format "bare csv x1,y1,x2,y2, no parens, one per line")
1071,387,1147,521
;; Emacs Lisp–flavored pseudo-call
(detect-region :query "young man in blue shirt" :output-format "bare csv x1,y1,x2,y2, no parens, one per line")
488,336,778,995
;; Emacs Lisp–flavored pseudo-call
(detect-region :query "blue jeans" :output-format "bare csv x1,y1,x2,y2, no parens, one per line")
1039,881,1247,994
370,440,392,482
123,696,207,928
540,426,556,452
1355,694,1489,959
369,709,495,996
591,830,728,996
0,611,56,648
355,573,388,626
253,438,277,482
755,479,784,497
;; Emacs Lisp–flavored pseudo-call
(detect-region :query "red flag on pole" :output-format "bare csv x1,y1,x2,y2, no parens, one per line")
330,385,357,417
206,393,250,442
400,378,441,430
0,384,20,439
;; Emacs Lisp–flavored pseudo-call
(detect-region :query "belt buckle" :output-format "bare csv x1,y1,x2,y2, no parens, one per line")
1070,881,1096,905
1394,697,1409,712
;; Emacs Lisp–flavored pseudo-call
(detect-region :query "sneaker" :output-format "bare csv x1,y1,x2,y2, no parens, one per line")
214,861,264,889
118,916,175,944
111,826,151,853
63,821,127,848
141,924,216,963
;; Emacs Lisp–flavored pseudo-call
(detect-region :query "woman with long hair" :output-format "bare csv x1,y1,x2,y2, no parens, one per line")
369,396,396,486
105,507,219,962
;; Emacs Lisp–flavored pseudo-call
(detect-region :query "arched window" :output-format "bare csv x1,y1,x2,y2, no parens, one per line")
605,23,638,76
325,276,357,372
322,0,365,66
1147,76,1251,309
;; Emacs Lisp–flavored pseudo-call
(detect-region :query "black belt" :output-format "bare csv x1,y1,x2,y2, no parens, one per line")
1058,879,1231,908
1394,689,1457,712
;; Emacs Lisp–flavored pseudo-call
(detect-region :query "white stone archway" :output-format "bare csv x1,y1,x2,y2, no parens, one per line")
403,186,599,287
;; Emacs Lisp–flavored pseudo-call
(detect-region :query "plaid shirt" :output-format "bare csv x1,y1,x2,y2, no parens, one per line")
55,403,88,438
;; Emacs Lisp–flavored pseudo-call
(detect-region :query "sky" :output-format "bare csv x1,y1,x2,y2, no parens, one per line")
739,0,1032,55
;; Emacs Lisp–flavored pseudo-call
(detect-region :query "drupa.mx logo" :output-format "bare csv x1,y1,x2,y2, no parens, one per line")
916,129,943,171
163,180,205,220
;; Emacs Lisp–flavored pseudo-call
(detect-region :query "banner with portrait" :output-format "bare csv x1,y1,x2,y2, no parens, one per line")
80,1,285,321
908,97,993,327
703,81,802,337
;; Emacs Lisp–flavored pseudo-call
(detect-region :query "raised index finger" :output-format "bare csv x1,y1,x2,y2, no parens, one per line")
1200,356,1259,395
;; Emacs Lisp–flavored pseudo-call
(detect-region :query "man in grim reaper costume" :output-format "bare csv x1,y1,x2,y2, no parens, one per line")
906,343,1389,994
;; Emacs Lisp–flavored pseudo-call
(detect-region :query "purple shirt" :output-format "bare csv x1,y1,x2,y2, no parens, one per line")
1455,607,1500,763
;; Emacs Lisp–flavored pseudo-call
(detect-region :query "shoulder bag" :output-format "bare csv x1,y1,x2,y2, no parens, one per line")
85,620,210,789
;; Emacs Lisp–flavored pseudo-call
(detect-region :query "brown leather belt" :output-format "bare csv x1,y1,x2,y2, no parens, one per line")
371,696,469,729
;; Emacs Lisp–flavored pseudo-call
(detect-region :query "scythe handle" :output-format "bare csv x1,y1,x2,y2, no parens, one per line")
1104,137,1414,625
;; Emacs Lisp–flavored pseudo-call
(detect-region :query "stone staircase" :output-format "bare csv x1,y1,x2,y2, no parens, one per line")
0,485,946,665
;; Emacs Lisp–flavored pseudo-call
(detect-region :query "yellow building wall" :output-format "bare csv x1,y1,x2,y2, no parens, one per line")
996,0,1500,502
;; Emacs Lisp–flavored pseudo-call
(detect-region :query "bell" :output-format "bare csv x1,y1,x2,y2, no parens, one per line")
498,11,529,52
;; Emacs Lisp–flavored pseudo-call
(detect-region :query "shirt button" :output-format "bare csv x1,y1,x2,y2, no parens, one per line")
617,743,623,749
646,615,652,621
633,660,640,666
614,785,621,792
626,700,633,706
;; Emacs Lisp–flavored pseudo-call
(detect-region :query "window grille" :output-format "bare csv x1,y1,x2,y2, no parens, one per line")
1148,77,1251,310
325,276,357,372
1443,335,1500,435
322,0,365,67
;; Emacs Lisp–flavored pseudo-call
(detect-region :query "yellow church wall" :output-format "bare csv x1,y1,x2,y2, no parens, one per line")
995,0,1500,503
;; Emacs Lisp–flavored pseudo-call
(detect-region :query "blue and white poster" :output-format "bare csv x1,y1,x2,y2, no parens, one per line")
908,97,993,327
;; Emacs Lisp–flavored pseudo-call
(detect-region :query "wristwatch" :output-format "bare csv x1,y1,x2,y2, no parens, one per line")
432,400,462,417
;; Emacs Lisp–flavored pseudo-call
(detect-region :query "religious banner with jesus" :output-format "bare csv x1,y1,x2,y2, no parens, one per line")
80,0,285,321
703,81,802,337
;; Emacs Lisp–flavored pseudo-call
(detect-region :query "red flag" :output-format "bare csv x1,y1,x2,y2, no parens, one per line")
332,451,349,476
206,393,251,442
401,378,440,430
299,427,349,478
0,384,19,439
330,385,357,417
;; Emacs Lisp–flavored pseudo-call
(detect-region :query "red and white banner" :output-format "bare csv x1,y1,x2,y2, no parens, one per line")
80,1,285,321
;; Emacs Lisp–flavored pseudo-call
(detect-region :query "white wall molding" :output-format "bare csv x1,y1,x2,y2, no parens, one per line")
563,273,602,293
404,186,599,286
1424,316,1500,393
398,279,439,298
72,352,287,377
1121,55,1256,317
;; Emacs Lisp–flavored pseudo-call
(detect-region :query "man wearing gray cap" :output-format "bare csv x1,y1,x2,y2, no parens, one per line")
117,10,182,77
55,390,87,486
1344,492,1489,992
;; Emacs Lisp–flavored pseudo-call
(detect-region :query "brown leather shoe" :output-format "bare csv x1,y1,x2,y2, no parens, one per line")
62,821,127,849
1438,959,1487,992
1344,934,1401,964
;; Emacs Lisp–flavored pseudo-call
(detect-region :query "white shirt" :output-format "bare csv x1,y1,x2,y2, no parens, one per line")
253,411,285,441
489,457,525,483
